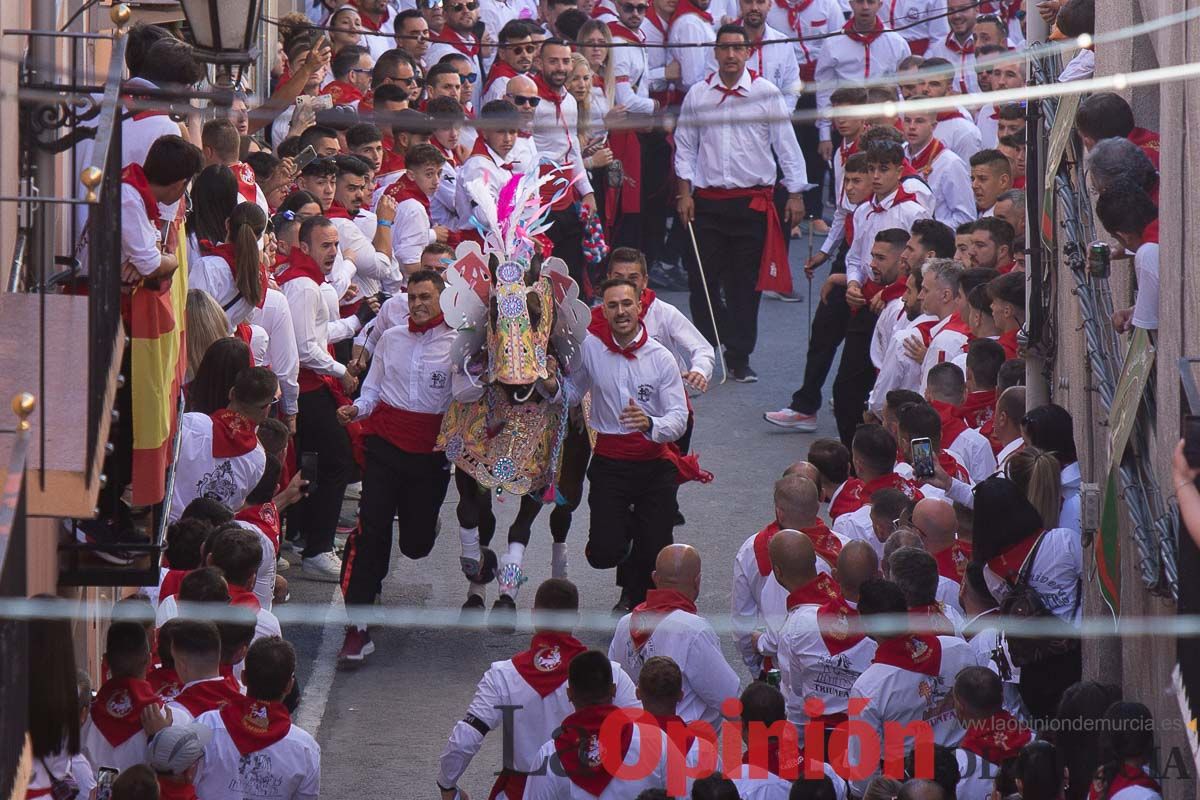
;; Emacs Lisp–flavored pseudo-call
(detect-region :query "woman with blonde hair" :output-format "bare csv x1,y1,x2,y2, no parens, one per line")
185,289,231,383
1005,445,1064,531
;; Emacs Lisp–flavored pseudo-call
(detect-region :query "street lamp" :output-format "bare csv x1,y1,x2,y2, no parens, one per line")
177,0,263,88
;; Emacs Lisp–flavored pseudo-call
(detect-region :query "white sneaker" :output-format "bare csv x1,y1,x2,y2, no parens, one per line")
301,551,343,582
762,408,819,432
276,556,289,572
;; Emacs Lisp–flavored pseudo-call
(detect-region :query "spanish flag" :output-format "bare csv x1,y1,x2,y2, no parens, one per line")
128,213,188,507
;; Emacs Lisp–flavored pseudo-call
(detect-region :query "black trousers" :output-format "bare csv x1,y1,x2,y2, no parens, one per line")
789,241,850,415
585,455,678,604
340,435,451,605
832,306,879,447
546,206,586,294
686,194,768,370
289,386,354,557
549,417,592,543
795,93,827,220
454,469,553,550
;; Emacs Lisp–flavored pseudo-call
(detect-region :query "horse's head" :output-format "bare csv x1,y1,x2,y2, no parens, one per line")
486,253,556,395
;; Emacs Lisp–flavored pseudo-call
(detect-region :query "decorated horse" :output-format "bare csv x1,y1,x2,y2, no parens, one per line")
436,168,590,626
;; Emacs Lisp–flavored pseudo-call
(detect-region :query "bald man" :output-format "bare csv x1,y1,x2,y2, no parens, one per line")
912,498,972,587
833,540,880,608
783,461,821,483
732,476,848,676
610,545,739,727
992,386,1026,469
769,530,878,733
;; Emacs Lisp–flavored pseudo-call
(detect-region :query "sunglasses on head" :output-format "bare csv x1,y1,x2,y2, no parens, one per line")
509,94,541,107
448,1,479,10
977,13,1003,22
420,0,444,8
621,2,650,11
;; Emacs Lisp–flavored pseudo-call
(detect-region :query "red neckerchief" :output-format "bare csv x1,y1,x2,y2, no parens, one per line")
936,108,969,123
862,472,924,502
236,502,281,555
121,163,162,225
157,779,198,800
630,589,697,650
868,184,919,216
228,584,262,613
930,399,968,450
956,390,996,429
408,313,446,334
431,136,461,168
320,79,365,106
908,138,946,178
940,311,972,337
218,694,293,756
90,677,161,745
230,162,259,205
932,539,972,582
960,710,1033,765
276,250,326,286
817,596,867,655
147,665,182,701
803,520,844,568
511,631,588,697
915,318,940,347
861,278,906,306
591,322,649,360
325,200,357,220
842,18,885,75
651,713,701,755
432,25,480,56
607,19,644,42
998,328,1019,359
646,3,670,35
199,240,268,309
532,72,566,123
986,530,1043,585
909,603,955,636
379,144,406,175
829,478,866,518
484,59,521,93
775,0,817,37
743,739,798,779
935,450,970,483
554,705,633,797
210,409,258,459
672,0,714,23
785,572,841,611
1090,765,1163,800
120,85,170,121
1142,218,1159,244
385,173,431,215
944,32,974,54
159,568,187,603
872,633,942,676
640,288,657,312
710,72,749,105
468,135,515,170
751,521,783,576
839,137,860,168
588,288,655,332
351,0,390,31
173,676,244,718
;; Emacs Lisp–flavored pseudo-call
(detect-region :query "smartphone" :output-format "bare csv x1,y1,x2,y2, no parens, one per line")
911,437,935,479
300,451,319,496
95,767,119,800
1185,415,1200,468
295,144,318,170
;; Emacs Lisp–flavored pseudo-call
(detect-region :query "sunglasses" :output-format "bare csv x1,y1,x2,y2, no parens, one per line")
349,67,372,76
621,2,649,11
460,71,479,84
448,1,479,10
506,43,538,55
509,94,541,107
396,75,425,87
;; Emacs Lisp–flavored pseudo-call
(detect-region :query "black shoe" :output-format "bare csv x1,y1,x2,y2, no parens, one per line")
488,595,518,634
461,594,486,619
612,589,634,615
460,547,498,584
673,510,686,526
729,365,758,383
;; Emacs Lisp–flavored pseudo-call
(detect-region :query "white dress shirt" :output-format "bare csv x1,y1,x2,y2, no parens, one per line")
764,0,843,80
995,436,1023,471
881,0,950,50
455,145,538,229
844,187,931,286
249,288,301,416
926,35,980,95
567,331,690,444
531,86,594,198
945,426,998,484
920,315,970,391
279,270,362,380
642,296,717,381
906,140,976,228
352,322,457,419
747,23,803,97
933,113,984,165
524,723,677,800
391,196,438,267
356,293,411,355
867,313,934,415
437,654,638,790
675,70,810,193
119,184,166,277
193,709,321,800
610,608,741,726
871,297,908,368
668,11,717,90
609,25,658,114
976,104,1000,149
814,26,911,140
1132,240,1160,330
331,213,404,299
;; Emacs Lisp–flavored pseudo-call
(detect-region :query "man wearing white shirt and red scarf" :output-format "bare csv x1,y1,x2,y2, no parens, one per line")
903,112,975,228
610,544,740,726
277,217,364,581
845,578,978,796
924,363,997,481
832,425,924,554
675,25,809,383
454,100,538,237
925,1,979,94
351,0,397,63
571,280,707,606
813,0,910,148
200,119,271,215
881,0,949,56
533,40,598,289
169,368,275,522
334,271,457,664
668,0,718,92
912,258,970,392
437,579,639,800
82,622,165,772
385,144,452,275
326,154,404,305
482,21,536,103
194,637,320,800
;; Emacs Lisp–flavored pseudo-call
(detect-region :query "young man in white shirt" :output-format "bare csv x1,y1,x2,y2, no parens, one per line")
170,368,275,522
675,24,809,382
889,545,966,635
482,20,536,102
924,363,998,481
986,271,1024,363
893,399,973,502
334,271,457,663
925,1,979,94
200,118,271,214
82,622,165,772
738,0,801,97
166,620,245,723
383,143,451,274
455,99,539,234
437,579,639,800
868,265,938,421
813,0,911,148
610,544,740,727
195,637,320,800
970,149,1013,218
328,155,405,308
1096,181,1160,335
903,112,975,229
278,217,365,581
208,527,284,647
832,425,924,554
668,0,718,91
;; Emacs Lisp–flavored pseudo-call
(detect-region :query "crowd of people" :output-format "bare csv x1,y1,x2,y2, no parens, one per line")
22,0,1174,795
